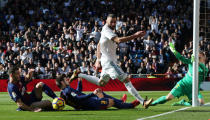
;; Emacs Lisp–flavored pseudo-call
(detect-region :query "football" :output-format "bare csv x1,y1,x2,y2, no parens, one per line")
52,97,66,110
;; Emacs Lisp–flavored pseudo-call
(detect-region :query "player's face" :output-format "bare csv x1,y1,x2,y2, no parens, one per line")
107,17,116,30
12,70,20,81
199,53,206,63
61,77,69,88
60,80,67,89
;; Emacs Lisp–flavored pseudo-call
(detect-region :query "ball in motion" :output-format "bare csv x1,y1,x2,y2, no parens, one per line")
52,97,65,110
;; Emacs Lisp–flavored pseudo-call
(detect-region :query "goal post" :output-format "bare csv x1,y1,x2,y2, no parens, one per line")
192,0,200,107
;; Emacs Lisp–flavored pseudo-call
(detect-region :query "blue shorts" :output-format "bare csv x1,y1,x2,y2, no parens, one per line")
81,97,110,110
22,89,41,106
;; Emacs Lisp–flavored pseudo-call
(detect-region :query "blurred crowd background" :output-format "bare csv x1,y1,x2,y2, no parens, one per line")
0,0,209,80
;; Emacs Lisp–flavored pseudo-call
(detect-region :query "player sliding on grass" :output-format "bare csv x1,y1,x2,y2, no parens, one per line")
55,74,140,110
69,14,153,109
151,39,208,106
7,66,57,112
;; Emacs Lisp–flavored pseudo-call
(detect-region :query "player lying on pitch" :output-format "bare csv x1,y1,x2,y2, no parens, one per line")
7,66,57,112
55,74,141,110
151,39,208,106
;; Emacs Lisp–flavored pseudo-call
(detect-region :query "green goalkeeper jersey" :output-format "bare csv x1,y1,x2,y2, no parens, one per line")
174,52,208,89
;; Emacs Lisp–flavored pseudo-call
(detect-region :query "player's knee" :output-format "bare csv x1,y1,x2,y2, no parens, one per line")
99,80,107,87
36,82,45,88
199,99,204,105
166,94,174,100
123,78,130,83
45,100,52,106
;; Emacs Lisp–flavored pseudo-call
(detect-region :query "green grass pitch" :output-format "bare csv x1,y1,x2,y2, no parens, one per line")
0,91,210,120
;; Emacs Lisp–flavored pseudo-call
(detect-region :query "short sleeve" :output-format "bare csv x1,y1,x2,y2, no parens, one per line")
103,26,117,40
8,84,21,102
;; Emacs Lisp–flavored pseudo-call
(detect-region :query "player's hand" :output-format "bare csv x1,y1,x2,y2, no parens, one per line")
95,59,101,73
33,108,42,112
93,88,104,98
169,42,176,52
169,38,176,53
93,88,102,94
28,68,35,73
93,89,98,95
134,31,146,37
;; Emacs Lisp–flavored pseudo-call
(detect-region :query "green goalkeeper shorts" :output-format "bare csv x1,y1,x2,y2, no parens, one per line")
170,81,203,100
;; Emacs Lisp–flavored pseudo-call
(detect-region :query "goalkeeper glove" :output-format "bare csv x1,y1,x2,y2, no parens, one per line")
191,55,195,62
169,42,177,54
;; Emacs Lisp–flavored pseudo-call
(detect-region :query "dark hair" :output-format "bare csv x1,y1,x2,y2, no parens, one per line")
55,74,66,89
199,50,205,55
8,66,18,75
107,14,116,18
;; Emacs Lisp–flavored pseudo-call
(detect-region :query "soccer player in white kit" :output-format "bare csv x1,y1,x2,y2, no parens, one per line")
70,14,153,109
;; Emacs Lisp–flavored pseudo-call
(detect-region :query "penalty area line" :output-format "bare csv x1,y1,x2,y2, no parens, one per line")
137,102,210,120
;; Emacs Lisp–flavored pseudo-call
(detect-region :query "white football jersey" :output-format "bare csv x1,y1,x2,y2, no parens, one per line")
99,24,118,65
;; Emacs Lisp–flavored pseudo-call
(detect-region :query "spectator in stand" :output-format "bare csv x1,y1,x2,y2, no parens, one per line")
143,35,155,49
90,26,101,43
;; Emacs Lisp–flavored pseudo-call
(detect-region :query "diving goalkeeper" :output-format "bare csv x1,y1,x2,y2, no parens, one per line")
151,39,208,106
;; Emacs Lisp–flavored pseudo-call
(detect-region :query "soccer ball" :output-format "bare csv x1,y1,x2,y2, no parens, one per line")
52,97,65,110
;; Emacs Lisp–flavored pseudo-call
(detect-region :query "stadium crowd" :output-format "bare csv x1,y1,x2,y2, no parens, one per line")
0,0,209,79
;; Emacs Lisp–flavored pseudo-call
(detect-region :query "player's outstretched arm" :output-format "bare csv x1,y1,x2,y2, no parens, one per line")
169,39,191,64
16,99,42,112
74,93,95,100
112,31,146,43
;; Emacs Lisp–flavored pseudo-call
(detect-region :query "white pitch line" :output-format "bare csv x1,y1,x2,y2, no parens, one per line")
137,102,210,120
137,107,190,120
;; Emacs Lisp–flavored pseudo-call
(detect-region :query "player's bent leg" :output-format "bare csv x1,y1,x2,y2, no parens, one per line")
34,82,57,99
171,99,191,106
198,92,204,105
115,99,138,109
98,74,110,87
30,100,52,110
98,79,107,87
33,82,44,100
102,92,124,103
123,78,153,109
78,73,101,86
124,78,146,105
151,93,174,106
199,98,204,105
166,93,174,100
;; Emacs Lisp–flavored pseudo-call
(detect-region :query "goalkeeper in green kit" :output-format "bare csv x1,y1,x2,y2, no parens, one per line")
151,39,208,106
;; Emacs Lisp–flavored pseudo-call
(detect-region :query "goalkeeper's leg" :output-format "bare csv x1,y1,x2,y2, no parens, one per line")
151,93,174,106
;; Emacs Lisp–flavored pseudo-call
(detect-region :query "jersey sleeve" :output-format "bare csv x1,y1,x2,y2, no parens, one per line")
72,93,95,101
199,63,209,77
103,26,117,40
174,51,191,64
76,80,82,92
8,84,21,102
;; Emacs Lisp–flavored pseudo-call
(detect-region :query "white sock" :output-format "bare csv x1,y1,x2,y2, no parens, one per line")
124,81,144,105
78,73,100,86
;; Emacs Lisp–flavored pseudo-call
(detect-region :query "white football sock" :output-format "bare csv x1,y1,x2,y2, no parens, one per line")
78,73,100,85
124,81,144,105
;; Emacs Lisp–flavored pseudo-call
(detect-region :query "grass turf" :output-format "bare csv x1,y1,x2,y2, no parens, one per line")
0,91,210,120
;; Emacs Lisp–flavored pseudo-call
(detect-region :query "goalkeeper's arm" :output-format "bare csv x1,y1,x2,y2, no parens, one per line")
169,41,191,64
